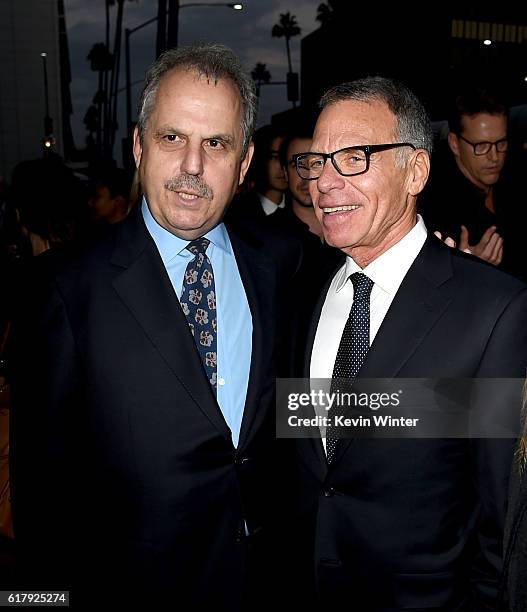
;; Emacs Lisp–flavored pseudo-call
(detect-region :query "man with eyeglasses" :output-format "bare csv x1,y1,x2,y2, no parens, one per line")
282,76,527,611
420,89,524,278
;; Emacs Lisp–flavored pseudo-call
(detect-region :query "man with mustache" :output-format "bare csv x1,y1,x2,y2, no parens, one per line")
11,43,287,611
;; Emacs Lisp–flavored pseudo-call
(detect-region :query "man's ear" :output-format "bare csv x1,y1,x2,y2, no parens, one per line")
447,132,460,158
407,149,431,197
133,126,142,169
239,141,254,185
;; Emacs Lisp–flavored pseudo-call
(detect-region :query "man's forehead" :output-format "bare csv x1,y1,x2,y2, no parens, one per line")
313,99,396,145
149,67,242,136
162,65,217,85
461,112,507,134
287,137,311,156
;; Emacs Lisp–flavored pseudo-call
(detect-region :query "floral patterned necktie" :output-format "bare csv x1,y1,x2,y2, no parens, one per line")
180,238,217,391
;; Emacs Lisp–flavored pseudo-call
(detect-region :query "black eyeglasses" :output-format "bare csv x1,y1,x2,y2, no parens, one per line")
293,143,416,180
458,135,508,156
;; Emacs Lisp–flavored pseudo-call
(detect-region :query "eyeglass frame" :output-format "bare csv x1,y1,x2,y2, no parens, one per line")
457,134,508,156
293,142,417,180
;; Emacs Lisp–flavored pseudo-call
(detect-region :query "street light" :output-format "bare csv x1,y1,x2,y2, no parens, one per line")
40,52,55,152
125,2,243,134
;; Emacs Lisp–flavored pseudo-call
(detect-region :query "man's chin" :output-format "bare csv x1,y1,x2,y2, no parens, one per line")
297,199,313,208
482,169,503,183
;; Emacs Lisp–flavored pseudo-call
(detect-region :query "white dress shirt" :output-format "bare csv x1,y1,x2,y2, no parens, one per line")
310,216,428,450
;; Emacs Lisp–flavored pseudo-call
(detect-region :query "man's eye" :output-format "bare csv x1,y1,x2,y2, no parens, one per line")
163,134,180,142
207,139,224,149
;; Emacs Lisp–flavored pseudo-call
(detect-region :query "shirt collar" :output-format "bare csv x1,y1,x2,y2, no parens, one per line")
335,215,428,295
259,193,285,216
141,197,231,265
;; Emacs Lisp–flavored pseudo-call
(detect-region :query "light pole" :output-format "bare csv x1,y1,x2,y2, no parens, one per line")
40,52,54,151
125,3,243,135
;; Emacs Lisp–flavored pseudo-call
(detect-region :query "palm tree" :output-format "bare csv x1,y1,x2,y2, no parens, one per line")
316,0,344,26
271,12,301,75
251,62,271,97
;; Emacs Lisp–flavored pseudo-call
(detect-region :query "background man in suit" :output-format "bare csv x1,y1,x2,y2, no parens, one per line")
419,88,526,282
419,89,506,267
287,77,527,610
11,43,283,610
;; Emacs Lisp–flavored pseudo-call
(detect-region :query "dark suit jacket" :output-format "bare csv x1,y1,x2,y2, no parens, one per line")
10,207,287,610
286,235,527,611
228,190,267,223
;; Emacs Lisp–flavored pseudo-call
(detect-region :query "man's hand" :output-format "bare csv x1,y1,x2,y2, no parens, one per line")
433,231,457,248
459,225,503,266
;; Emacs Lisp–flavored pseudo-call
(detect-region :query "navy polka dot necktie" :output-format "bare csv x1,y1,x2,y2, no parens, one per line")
326,272,374,463
180,238,218,391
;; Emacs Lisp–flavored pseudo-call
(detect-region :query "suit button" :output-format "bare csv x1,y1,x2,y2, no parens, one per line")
235,527,244,543
323,487,336,497
235,456,250,465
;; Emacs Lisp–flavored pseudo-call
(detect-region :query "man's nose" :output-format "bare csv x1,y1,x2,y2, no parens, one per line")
180,144,204,176
487,144,499,162
316,159,346,193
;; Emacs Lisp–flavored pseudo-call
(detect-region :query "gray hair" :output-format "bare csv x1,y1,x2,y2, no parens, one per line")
320,76,433,164
136,42,258,157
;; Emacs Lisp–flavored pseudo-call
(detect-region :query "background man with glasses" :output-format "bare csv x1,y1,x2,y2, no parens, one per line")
283,76,527,611
420,88,526,280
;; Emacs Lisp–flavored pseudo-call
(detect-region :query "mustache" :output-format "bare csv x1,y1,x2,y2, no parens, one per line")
164,175,213,199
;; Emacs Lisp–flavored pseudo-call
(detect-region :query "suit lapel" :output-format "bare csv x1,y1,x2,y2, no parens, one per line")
227,227,276,450
302,266,343,474
360,236,453,378
111,209,232,442
331,236,454,464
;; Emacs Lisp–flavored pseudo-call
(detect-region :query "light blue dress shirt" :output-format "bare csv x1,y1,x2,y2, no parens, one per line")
142,198,252,447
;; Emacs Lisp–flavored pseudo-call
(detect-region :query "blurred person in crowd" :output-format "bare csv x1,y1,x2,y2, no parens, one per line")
10,157,85,257
279,128,323,239
228,124,287,220
0,158,86,584
420,88,526,279
285,76,527,611
88,166,132,226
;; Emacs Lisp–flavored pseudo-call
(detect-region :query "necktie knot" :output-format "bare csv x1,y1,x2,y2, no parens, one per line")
186,237,210,256
350,272,374,302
